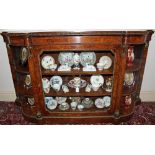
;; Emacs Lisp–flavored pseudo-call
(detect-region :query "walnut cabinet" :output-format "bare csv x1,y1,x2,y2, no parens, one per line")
1,31,154,124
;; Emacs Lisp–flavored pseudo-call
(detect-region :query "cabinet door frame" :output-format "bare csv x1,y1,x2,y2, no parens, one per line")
28,44,126,118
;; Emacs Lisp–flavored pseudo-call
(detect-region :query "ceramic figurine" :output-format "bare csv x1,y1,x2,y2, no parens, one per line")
125,95,132,106
24,75,32,89
105,77,113,92
85,84,92,92
62,84,69,93
127,46,134,66
73,53,80,70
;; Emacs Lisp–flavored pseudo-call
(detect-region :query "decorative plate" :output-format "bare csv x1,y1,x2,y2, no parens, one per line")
124,73,134,86
58,52,74,67
68,78,87,89
59,102,70,111
41,55,55,69
103,96,111,107
95,98,104,108
50,76,63,87
25,75,31,86
90,75,104,86
45,97,57,110
82,98,93,108
20,47,29,65
99,56,112,69
80,52,96,67
56,97,67,104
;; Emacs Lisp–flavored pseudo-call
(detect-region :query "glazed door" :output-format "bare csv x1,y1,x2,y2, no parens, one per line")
28,44,126,119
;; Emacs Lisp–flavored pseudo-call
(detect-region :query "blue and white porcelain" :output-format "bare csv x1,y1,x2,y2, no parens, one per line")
45,97,57,110
41,55,55,70
59,102,70,111
80,52,96,67
90,75,104,89
103,96,111,107
50,76,63,92
99,56,112,69
42,78,50,93
95,98,104,108
58,52,74,67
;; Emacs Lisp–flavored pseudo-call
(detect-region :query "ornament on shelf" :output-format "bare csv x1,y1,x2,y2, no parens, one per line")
24,75,32,89
73,53,80,70
20,47,29,65
127,46,135,66
68,77,87,92
105,77,113,92
125,95,132,106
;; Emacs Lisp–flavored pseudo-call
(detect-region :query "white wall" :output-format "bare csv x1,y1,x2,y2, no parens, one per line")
141,33,155,91
0,33,155,101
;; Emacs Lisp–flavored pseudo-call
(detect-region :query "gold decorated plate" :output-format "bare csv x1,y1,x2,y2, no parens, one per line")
20,47,29,65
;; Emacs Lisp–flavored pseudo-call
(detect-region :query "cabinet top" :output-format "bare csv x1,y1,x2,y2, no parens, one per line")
1,30,154,37
1,30,154,46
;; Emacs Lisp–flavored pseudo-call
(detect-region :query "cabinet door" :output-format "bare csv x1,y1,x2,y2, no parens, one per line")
28,43,126,119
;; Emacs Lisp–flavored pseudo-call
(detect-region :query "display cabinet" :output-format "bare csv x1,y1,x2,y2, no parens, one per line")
1,31,153,124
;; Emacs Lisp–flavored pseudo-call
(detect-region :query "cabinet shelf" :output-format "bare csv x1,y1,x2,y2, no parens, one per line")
16,86,33,96
15,66,29,74
45,105,109,113
42,67,113,76
45,87,111,97
126,59,141,72
122,85,137,96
